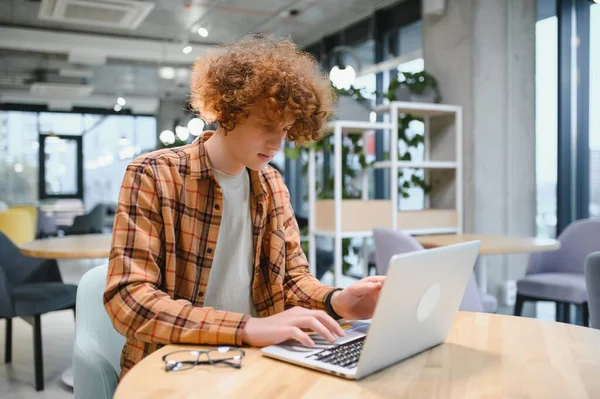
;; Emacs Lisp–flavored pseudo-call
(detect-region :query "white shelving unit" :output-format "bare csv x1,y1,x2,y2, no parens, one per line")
307,101,464,286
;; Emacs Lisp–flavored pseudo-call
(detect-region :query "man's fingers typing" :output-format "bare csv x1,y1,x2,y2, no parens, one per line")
310,310,345,337
294,316,336,343
288,326,315,347
363,276,386,284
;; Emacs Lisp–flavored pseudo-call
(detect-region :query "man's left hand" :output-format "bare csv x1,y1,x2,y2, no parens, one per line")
330,276,386,320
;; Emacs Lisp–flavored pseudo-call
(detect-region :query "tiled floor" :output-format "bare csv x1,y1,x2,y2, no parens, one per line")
0,259,101,399
0,312,75,399
0,260,553,399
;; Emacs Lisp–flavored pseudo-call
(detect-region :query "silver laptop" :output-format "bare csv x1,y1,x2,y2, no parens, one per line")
260,240,481,380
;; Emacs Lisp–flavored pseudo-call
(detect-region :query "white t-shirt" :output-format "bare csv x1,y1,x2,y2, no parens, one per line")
203,168,257,317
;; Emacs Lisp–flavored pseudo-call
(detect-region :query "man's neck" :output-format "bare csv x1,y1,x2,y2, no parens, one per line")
204,128,245,175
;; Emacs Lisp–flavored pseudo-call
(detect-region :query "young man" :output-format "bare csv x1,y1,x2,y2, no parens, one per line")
104,34,385,378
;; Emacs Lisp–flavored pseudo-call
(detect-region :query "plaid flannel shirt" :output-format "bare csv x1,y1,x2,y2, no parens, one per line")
104,132,337,378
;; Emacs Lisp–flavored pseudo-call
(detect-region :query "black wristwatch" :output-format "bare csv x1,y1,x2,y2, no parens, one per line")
325,288,343,320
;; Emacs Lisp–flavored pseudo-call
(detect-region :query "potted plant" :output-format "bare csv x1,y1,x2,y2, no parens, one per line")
385,70,441,104
331,84,374,121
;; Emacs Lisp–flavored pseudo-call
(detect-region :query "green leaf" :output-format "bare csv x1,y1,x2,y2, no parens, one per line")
358,154,366,168
284,146,301,159
400,152,412,161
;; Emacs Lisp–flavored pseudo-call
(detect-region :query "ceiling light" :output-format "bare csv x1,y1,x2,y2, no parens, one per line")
187,118,205,136
329,65,356,90
182,45,193,54
114,104,122,112
159,130,175,145
175,125,190,141
159,66,176,79
117,97,126,106
119,135,130,146
197,27,208,37
13,163,24,173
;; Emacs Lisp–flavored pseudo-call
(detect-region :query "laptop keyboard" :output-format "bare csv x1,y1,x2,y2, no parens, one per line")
307,336,365,369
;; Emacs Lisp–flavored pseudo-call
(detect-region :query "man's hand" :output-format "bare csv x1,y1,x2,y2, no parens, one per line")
242,307,345,348
330,276,385,320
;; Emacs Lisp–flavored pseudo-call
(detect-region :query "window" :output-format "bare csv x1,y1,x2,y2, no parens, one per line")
536,0,596,236
41,134,81,198
352,40,377,103
398,21,422,56
39,112,84,136
0,110,157,210
535,5,558,237
0,111,39,205
589,4,599,218
83,115,156,209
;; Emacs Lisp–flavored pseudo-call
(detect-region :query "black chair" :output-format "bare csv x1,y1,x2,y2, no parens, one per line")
58,203,107,235
0,232,77,391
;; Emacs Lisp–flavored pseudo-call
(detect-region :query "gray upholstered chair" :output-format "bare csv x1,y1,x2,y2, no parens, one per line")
514,219,600,325
0,232,77,391
59,203,108,235
584,252,600,329
73,263,125,399
372,227,497,313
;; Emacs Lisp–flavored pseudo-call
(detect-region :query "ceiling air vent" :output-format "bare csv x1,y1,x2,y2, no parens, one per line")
38,0,155,30
30,82,94,99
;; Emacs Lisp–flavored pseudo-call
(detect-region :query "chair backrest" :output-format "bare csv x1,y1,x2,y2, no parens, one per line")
73,264,125,399
585,252,600,329
71,204,107,234
0,231,38,286
0,231,62,317
0,251,15,318
373,228,423,275
0,209,35,245
10,205,37,235
526,219,600,275
459,273,485,312
372,227,484,312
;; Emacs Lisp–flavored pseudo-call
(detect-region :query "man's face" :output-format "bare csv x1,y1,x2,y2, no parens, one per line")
226,103,295,171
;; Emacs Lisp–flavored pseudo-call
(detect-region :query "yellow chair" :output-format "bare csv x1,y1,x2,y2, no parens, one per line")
0,209,35,245
10,205,38,237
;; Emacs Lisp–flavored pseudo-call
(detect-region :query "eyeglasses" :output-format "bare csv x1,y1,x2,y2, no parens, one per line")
162,347,245,372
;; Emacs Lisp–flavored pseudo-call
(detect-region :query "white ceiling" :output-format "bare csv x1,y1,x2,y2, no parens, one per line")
0,0,405,113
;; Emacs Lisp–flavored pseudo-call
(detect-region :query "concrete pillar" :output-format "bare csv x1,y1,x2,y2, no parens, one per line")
156,97,190,141
423,0,536,300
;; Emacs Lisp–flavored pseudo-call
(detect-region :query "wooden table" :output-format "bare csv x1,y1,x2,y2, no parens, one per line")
114,312,600,398
415,233,560,256
20,233,112,259
19,233,112,388
415,234,560,294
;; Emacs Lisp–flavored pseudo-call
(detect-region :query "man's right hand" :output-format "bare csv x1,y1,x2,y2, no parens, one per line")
242,306,346,348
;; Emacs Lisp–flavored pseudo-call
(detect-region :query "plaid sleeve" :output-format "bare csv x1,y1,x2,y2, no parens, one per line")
279,182,339,314
104,162,249,346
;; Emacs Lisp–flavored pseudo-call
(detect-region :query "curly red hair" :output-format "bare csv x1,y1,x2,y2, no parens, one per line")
190,34,335,145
